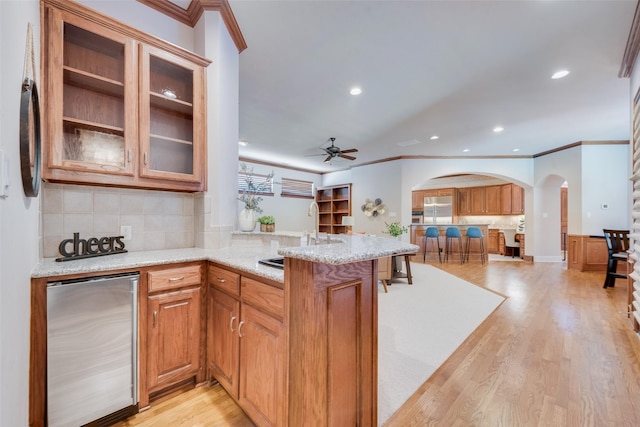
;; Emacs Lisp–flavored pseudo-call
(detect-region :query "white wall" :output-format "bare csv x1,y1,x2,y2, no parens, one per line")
241,161,323,232
581,144,630,234
1,2,41,425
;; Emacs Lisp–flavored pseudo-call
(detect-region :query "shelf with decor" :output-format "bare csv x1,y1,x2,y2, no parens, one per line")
315,184,352,234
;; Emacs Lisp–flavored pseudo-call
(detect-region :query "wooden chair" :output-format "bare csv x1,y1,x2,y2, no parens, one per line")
603,229,630,288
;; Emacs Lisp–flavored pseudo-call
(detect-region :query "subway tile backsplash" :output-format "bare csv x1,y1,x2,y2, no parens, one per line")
41,183,196,258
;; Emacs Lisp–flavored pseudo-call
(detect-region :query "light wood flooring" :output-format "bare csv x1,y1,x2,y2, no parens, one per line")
115,260,640,426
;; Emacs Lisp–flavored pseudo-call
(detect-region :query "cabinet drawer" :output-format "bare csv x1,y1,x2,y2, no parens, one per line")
241,277,284,320
148,264,201,293
209,265,240,296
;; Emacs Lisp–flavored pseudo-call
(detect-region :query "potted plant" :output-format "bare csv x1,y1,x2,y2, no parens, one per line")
237,163,274,231
258,215,276,232
384,221,408,238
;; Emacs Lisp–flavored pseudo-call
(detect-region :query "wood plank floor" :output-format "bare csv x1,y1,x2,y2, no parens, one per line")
115,260,640,426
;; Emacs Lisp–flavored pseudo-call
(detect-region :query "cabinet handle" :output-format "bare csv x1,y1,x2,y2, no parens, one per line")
144,152,148,165
127,149,131,163
216,278,226,283
168,276,184,282
153,311,157,327
230,315,236,332
238,321,244,338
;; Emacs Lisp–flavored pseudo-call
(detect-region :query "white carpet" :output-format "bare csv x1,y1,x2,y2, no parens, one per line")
377,263,505,425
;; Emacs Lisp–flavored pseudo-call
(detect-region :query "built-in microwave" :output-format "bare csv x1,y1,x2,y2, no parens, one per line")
411,210,423,224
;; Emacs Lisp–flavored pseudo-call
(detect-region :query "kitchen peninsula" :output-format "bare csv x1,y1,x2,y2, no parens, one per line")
29,232,418,427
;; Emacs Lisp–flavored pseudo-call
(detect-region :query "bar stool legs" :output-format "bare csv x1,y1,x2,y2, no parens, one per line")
464,227,485,264
445,227,463,264
423,226,442,263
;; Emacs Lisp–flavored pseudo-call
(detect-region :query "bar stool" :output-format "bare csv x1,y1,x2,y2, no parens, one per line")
464,226,485,264
445,226,464,264
423,226,442,263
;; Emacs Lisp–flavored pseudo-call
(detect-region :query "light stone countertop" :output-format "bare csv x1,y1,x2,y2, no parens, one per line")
32,233,419,282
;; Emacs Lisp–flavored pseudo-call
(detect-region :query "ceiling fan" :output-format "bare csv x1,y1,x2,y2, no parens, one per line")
310,138,358,163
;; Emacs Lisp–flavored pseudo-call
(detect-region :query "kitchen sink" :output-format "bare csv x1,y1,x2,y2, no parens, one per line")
258,257,284,269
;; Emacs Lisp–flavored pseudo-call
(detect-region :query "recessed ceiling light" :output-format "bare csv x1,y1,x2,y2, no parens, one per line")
551,70,570,79
238,140,248,146
493,126,504,133
350,87,362,95
463,149,470,153
512,148,520,152
430,135,439,140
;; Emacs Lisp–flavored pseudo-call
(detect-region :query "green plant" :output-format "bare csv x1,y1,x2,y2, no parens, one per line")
237,163,274,214
384,221,408,237
258,215,275,225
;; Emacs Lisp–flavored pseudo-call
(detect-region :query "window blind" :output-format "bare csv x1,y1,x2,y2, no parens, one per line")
280,178,314,198
238,172,273,195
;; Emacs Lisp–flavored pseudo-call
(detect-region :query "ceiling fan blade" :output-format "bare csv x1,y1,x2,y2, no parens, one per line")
340,148,358,154
323,155,332,163
339,154,356,161
304,153,328,157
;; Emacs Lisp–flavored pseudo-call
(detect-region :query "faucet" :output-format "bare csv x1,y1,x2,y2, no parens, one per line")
308,201,319,243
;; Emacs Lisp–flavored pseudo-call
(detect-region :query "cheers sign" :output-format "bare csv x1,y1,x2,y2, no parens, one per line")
56,232,127,262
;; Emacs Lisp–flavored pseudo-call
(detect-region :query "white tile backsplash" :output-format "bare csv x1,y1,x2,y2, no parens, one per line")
41,183,198,258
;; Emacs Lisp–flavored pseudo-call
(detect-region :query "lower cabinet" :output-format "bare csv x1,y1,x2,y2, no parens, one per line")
208,264,285,427
488,229,499,254
146,263,203,396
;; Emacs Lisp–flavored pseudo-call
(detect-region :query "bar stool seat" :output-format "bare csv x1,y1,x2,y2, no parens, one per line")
445,226,464,264
464,226,485,264
423,226,442,263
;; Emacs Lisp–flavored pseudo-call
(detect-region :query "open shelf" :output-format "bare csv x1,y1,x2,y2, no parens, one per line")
315,184,351,234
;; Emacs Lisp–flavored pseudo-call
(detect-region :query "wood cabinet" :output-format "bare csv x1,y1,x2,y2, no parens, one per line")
316,184,352,234
470,185,500,215
146,264,203,396
488,229,499,254
457,188,472,215
412,191,424,211
42,0,209,192
208,264,285,426
501,184,524,214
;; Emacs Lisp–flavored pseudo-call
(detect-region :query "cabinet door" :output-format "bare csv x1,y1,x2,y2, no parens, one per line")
470,187,485,214
511,185,524,214
501,184,513,214
412,191,422,211
488,229,499,253
238,303,286,427
208,287,240,397
457,188,472,215
484,186,501,215
44,9,137,177
148,287,201,391
139,45,205,184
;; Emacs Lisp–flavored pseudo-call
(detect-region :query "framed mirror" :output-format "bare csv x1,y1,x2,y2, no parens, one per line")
20,77,41,197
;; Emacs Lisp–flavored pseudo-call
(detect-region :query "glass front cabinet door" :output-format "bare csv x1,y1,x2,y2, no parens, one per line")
44,10,137,178
139,45,204,184
42,1,209,192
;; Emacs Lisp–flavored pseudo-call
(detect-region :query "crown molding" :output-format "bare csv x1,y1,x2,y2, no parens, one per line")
137,0,246,52
619,0,640,77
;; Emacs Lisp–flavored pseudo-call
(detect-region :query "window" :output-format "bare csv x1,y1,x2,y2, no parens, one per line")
280,177,314,198
238,172,274,195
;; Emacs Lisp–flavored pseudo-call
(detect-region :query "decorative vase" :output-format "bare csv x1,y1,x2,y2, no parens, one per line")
238,208,256,232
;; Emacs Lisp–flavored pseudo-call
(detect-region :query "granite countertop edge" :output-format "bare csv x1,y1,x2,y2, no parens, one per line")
32,234,419,282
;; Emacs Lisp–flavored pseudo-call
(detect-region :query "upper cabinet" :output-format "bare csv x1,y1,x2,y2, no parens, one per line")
501,183,524,215
470,185,501,215
42,0,210,192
